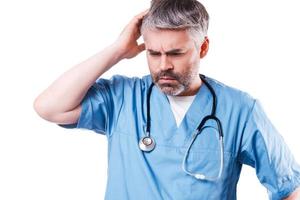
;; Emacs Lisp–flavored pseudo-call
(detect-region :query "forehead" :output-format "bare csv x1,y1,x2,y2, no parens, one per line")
142,29,194,51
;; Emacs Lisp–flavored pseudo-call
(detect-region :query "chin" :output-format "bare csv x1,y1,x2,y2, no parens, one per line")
159,85,185,96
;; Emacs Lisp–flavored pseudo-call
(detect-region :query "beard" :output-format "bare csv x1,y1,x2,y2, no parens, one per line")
151,69,197,96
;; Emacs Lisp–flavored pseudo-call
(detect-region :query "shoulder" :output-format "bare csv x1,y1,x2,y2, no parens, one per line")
92,74,152,93
96,74,151,85
203,75,256,111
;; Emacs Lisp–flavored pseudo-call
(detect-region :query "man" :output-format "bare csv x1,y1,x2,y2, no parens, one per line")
34,0,300,199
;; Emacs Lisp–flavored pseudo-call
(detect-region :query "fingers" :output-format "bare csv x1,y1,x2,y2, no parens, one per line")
138,43,146,52
135,9,149,20
131,43,145,58
118,9,149,39
131,9,149,26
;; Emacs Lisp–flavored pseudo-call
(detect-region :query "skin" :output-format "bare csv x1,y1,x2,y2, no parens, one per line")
139,12,300,200
34,10,300,199
284,187,300,200
142,29,209,96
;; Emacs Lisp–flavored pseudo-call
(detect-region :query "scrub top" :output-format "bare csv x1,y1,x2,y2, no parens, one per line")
60,74,300,200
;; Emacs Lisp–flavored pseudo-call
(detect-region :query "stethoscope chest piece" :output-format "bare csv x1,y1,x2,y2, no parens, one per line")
138,74,224,181
139,136,156,152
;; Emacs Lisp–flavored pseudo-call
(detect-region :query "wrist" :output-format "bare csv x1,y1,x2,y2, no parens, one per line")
108,42,127,61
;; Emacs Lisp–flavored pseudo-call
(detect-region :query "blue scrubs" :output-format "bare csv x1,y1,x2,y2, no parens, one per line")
60,74,300,200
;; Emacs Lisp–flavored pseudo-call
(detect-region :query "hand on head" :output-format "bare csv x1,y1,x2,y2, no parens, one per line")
114,9,149,60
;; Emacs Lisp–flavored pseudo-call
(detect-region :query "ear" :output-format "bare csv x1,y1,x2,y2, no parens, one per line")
200,37,209,58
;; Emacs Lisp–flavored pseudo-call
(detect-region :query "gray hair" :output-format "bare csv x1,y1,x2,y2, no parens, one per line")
141,0,209,46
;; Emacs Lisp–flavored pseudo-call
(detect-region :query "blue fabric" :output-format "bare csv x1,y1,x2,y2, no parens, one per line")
59,74,300,200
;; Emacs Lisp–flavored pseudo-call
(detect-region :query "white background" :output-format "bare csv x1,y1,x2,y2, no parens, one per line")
1,0,299,199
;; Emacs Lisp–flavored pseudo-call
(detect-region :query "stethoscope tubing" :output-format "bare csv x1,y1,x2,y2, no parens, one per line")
141,74,224,181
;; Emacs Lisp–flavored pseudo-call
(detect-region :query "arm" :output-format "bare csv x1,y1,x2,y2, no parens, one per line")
284,187,300,200
33,10,148,124
238,100,300,199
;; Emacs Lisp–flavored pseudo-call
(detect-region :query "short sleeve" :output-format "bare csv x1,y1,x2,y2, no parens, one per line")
58,75,126,136
238,100,300,200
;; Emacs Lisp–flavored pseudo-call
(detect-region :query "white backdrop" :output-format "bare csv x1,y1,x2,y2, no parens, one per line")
0,0,299,199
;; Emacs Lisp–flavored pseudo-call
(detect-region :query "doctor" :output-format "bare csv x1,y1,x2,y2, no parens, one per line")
34,0,300,199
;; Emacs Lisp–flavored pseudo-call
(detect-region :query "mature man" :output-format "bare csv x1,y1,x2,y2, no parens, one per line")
34,0,300,199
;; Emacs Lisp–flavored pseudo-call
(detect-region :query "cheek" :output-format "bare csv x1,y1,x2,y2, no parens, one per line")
185,51,200,69
176,49,199,65
187,50,200,63
176,54,200,75
173,55,197,70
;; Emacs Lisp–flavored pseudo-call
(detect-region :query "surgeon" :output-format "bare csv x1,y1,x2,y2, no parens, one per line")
33,0,300,199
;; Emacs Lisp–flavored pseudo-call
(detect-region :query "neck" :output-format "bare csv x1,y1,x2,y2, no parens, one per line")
177,76,202,96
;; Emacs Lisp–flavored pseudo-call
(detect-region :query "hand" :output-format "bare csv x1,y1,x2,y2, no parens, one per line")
113,9,149,60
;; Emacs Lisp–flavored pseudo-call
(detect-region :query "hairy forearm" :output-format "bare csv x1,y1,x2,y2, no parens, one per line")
34,43,122,120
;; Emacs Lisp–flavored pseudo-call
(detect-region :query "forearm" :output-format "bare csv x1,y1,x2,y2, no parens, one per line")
34,10,148,122
34,43,123,120
284,187,300,200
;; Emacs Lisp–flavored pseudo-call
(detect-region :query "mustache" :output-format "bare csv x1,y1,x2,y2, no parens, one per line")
155,71,179,80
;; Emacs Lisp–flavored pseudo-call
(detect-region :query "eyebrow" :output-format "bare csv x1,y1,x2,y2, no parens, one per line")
147,48,185,54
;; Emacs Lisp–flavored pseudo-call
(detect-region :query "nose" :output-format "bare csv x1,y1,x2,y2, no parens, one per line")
159,54,173,71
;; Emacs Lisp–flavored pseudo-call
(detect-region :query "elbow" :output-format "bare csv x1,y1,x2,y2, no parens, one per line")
33,96,56,122
33,96,81,124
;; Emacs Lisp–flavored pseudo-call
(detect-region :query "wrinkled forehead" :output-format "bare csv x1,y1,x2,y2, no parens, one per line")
142,28,194,52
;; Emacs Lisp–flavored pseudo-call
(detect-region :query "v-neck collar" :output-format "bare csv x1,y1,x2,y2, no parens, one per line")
166,94,197,127
149,79,213,147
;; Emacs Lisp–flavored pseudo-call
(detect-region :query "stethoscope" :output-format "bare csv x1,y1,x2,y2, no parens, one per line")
139,74,224,181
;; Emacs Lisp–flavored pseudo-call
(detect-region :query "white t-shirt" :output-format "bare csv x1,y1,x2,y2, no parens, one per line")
166,95,196,127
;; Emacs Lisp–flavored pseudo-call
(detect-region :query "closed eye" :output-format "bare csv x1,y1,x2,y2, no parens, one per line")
148,52,184,57
148,52,161,56
167,52,183,56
